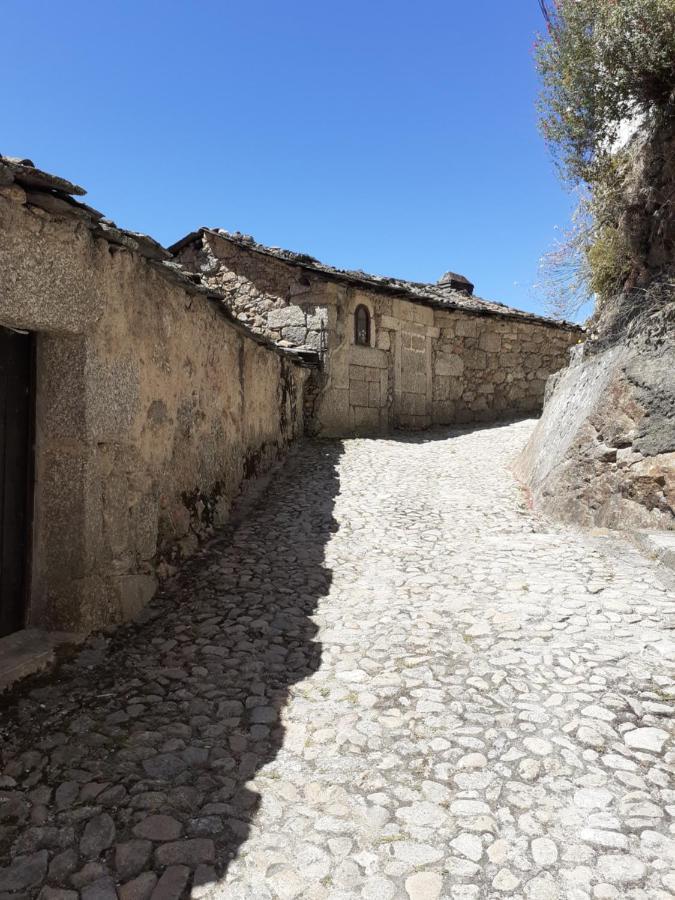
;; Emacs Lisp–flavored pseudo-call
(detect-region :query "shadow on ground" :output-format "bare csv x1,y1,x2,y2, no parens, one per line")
0,440,343,897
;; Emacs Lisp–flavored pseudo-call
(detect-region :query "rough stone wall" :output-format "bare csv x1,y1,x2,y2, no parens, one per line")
177,235,329,351
0,185,308,633
176,233,581,436
515,317,675,531
432,311,580,424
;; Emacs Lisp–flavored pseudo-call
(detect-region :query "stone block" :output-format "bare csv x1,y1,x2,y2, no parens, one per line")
305,307,328,329
368,382,381,407
401,371,427,395
349,346,388,368
113,574,158,622
377,330,391,351
412,304,434,326
37,334,88,441
478,331,501,353
352,405,381,432
349,381,369,407
399,392,428,416
393,299,415,322
281,325,307,345
434,352,464,377
464,348,487,369
455,316,479,338
380,315,399,330
433,376,451,401
304,330,322,350
267,305,306,328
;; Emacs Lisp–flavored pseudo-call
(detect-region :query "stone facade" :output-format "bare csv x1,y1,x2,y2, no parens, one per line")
0,158,310,633
432,310,579,425
174,229,582,435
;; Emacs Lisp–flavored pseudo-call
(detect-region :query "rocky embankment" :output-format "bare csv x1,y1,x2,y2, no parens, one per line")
516,300,674,531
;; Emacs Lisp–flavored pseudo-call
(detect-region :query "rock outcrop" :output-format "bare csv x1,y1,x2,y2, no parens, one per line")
516,301,674,531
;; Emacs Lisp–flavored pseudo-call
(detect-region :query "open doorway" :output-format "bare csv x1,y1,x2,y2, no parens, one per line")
0,325,34,637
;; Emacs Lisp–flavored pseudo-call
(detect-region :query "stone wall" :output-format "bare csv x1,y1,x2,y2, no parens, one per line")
515,319,675,531
0,182,309,633
176,231,581,436
432,311,580,424
177,234,329,351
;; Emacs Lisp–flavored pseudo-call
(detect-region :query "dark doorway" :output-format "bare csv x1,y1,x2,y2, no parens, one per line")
0,326,33,637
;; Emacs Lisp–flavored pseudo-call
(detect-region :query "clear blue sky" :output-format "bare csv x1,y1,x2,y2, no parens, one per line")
1,0,583,318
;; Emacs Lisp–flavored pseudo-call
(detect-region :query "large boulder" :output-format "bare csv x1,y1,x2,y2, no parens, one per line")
515,321,674,531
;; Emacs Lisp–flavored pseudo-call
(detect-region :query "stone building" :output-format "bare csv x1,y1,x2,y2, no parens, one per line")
0,156,311,647
0,153,580,653
172,229,581,435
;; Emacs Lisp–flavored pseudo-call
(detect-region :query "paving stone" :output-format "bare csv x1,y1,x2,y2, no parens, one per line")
154,839,215,867
118,873,157,900
623,727,669,753
80,814,116,859
141,754,186,780
404,871,443,899
190,864,217,899
450,833,482,862
524,873,559,899
132,816,183,842
38,889,79,900
493,868,520,891
71,863,109,890
80,876,118,900
596,854,647,885
149,866,189,899
531,837,558,867
0,423,672,899
0,851,49,892
114,841,152,881
579,828,628,851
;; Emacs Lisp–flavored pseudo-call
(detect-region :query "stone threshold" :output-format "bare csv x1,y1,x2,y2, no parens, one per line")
0,628,84,693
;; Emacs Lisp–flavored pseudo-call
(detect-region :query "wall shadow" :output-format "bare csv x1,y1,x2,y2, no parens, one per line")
0,439,342,896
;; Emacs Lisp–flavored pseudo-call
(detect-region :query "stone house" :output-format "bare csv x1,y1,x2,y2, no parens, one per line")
172,229,582,435
0,153,580,658
0,156,311,651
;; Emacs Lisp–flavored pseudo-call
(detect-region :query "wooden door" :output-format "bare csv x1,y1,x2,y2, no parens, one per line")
0,326,33,637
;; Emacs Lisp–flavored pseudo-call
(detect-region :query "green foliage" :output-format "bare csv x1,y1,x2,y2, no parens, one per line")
536,0,675,184
535,0,675,313
586,224,632,301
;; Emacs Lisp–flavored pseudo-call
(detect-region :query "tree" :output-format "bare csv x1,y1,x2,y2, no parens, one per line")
535,0,675,316
536,0,675,184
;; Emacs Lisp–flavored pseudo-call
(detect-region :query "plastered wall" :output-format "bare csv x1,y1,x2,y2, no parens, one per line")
0,186,308,632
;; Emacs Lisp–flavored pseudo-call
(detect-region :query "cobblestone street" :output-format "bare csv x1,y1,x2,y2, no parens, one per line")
1,419,674,900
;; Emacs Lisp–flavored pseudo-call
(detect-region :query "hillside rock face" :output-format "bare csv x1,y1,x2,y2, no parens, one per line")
516,307,674,531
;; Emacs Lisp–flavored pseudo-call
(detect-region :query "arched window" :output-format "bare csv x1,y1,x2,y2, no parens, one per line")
354,305,371,346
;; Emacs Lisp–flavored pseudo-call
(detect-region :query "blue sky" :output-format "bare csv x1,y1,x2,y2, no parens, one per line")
1,1,582,318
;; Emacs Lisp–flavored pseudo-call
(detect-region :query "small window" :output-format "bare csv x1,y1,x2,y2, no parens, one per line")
354,305,371,346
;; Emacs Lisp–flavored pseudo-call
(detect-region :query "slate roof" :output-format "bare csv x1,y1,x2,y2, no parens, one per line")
0,156,318,366
170,228,581,331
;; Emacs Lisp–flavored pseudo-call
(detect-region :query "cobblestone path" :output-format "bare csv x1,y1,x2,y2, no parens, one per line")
1,420,674,900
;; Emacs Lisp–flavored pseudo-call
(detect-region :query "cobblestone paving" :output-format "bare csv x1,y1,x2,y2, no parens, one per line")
1,420,674,900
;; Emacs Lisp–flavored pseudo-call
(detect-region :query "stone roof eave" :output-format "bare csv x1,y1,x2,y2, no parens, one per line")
171,227,583,334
